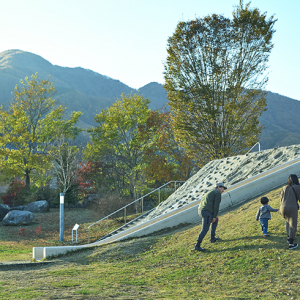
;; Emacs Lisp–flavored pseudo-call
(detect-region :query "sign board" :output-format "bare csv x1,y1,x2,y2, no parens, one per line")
73,223,80,231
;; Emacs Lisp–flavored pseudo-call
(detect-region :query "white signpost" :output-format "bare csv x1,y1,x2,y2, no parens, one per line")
72,223,80,243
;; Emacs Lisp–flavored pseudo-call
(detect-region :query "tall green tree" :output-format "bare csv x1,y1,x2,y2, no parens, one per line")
164,2,276,165
0,73,82,192
84,93,151,197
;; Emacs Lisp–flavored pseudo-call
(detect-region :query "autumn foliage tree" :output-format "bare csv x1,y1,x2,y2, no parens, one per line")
76,161,112,197
164,2,276,166
0,179,26,207
139,110,195,186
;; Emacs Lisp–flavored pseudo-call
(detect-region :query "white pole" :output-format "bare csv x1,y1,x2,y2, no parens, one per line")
60,192,64,242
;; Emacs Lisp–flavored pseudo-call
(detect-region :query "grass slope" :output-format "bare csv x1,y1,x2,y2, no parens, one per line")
0,186,299,299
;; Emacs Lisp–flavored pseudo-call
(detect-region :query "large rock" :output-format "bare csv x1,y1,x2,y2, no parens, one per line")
24,200,49,213
12,205,25,211
2,210,34,226
0,204,10,221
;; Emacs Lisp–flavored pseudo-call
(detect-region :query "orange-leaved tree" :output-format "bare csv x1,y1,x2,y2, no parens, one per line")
139,110,196,187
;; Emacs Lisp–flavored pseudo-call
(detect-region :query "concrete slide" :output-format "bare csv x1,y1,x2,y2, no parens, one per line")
33,156,300,260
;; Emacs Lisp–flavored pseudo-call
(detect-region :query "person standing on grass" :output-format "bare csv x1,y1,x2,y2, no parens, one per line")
194,182,227,252
256,196,278,237
280,174,300,250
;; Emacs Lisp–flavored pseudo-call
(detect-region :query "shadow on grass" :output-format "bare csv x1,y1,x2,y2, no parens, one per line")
0,261,55,271
196,235,295,253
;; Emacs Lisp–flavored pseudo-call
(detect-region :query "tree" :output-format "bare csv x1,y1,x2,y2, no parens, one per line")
84,93,151,197
76,160,114,198
164,2,276,165
52,137,80,195
139,110,196,185
0,73,82,192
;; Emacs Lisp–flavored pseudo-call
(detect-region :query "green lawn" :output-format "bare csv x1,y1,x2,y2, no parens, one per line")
0,186,299,299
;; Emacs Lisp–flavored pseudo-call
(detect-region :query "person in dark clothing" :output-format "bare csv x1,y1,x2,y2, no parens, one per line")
256,196,278,237
280,174,300,250
194,183,227,251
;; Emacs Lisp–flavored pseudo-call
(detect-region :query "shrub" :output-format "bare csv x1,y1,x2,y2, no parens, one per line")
49,184,79,207
25,185,58,204
1,179,27,207
90,193,133,219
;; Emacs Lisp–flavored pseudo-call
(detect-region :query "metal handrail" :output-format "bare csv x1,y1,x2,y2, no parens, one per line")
88,181,185,243
95,206,156,243
247,142,261,154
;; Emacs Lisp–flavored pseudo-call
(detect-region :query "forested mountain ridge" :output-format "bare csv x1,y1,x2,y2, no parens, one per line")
0,50,166,128
0,49,299,150
260,92,300,149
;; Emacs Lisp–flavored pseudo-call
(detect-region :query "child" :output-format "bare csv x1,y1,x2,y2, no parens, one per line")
256,197,278,237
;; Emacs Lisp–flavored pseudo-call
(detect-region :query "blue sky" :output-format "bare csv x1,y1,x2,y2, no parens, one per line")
0,0,299,100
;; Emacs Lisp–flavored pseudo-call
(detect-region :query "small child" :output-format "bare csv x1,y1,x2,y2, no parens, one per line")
256,197,278,237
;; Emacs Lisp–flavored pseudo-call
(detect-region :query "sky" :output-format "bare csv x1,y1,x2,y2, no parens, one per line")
0,0,299,100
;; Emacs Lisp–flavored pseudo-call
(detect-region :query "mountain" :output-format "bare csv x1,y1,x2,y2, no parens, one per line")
0,50,167,128
138,82,168,110
260,92,300,150
0,49,299,150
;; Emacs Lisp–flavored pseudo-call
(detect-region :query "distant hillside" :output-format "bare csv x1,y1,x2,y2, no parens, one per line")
260,92,300,150
138,82,168,110
0,49,299,150
0,50,165,127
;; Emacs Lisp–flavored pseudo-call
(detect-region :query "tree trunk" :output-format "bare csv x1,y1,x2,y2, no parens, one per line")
25,169,30,192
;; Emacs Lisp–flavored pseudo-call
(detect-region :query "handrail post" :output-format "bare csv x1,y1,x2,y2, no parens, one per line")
247,142,261,154
107,218,108,235
124,207,126,224
88,228,90,244
142,197,144,214
159,188,160,204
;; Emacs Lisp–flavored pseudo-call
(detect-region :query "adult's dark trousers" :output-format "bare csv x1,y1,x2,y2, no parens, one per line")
197,209,218,244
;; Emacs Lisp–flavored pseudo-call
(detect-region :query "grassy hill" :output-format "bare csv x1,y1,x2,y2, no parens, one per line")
0,185,299,299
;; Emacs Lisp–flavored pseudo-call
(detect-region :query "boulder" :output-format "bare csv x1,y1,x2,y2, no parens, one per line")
0,204,10,221
12,205,24,211
2,210,34,226
24,200,49,213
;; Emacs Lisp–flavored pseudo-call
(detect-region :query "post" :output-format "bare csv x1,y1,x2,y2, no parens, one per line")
124,207,127,224
142,197,144,214
60,192,64,242
72,224,79,243
158,188,161,204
